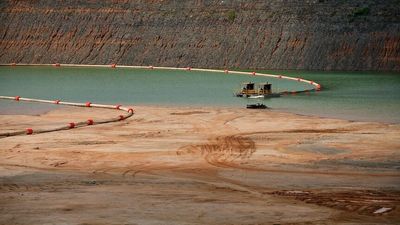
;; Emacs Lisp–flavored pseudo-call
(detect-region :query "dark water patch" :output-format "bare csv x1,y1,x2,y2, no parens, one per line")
315,159,400,170
288,144,347,155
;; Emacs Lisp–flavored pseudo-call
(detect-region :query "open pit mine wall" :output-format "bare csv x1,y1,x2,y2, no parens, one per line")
0,0,399,71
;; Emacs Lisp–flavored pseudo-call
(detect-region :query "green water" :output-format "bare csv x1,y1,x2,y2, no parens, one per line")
0,66,399,123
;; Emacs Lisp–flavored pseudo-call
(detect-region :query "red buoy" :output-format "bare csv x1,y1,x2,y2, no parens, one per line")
26,128,33,135
54,99,60,104
68,122,75,129
85,102,91,107
87,119,94,125
15,96,20,101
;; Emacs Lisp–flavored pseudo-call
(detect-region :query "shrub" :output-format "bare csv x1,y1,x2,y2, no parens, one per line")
227,10,236,22
353,7,370,16
349,6,370,22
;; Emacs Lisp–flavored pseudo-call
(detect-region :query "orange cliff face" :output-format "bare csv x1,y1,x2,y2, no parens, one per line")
0,0,399,71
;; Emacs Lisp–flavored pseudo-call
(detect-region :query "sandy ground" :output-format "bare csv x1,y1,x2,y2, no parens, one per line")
0,105,399,225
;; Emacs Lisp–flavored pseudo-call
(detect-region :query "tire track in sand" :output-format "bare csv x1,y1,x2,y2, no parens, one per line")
177,135,256,169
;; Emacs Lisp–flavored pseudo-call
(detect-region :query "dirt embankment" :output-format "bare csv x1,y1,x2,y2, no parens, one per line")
0,0,399,71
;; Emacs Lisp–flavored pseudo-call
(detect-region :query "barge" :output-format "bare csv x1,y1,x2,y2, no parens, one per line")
235,82,281,98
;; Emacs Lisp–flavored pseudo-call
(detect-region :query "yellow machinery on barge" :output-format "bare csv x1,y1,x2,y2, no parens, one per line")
236,82,281,98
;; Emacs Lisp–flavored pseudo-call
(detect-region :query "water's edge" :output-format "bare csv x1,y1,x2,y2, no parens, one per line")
1,65,399,123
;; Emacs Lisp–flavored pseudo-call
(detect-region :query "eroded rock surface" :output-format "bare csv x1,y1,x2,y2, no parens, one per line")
0,0,399,71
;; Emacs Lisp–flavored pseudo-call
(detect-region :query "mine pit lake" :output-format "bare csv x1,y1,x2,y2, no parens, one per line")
0,66,399,123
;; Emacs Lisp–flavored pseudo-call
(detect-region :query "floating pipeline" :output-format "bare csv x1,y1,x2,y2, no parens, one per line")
1,63,322,92
0,95,135,138
0,63,322,137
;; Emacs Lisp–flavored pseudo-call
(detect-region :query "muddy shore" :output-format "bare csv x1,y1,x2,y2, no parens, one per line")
1,105,399,224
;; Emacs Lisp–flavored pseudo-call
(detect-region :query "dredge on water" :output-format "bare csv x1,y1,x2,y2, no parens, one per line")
235,82,281,98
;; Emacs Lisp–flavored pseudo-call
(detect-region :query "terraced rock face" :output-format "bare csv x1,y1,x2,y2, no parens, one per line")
0,0,399,71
